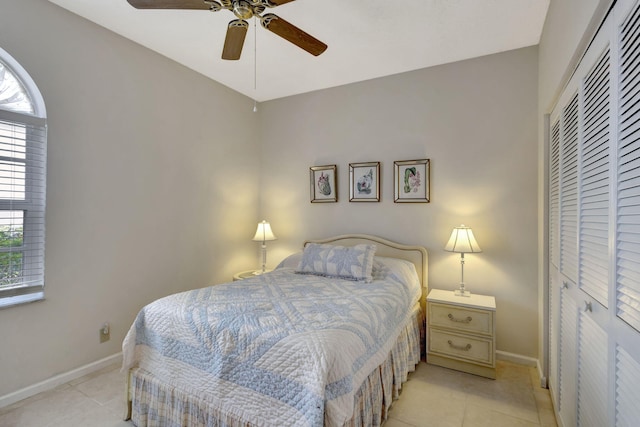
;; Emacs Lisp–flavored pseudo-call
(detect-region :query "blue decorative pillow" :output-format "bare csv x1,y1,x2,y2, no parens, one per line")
295,243,377,282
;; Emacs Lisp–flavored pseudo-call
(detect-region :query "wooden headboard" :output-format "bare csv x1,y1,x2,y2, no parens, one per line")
303,234,428,293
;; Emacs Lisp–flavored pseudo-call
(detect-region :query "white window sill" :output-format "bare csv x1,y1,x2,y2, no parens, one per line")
0,292,44,309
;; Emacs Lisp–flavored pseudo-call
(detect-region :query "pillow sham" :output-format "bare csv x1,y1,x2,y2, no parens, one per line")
295,243,377,282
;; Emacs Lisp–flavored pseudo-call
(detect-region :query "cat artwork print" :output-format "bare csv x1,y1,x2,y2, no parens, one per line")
310,165,337,202
317,172,332,196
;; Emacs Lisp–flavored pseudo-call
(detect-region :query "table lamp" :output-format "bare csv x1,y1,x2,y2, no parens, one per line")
252,220,277,274
444,224,482,297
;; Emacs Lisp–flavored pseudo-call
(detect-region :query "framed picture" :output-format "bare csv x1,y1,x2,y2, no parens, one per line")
394,159,430,203
310,165,337,203
349,162,380,202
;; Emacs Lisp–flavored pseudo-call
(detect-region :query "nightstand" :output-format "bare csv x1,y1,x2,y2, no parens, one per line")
426,288,496,379
233,270,271,281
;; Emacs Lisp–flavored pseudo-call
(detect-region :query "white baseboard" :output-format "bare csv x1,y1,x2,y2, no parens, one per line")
496,350,538,367
0,352,122,409
496,350,549,388
537,360,548,388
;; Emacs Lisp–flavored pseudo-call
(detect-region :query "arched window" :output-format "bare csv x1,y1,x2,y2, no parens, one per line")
0,48,46,307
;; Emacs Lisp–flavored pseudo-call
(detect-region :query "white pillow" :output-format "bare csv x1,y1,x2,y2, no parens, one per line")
295,243,377,282
275,252,303,269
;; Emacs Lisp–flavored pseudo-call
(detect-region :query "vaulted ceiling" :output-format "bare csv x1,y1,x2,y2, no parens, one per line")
47,0,549,101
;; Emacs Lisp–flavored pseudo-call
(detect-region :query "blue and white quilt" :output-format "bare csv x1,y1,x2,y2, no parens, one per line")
122,257,421,427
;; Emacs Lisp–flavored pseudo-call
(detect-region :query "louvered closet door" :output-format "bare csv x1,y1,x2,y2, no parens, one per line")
576,33,612,427
617,0,640,337
548,117,561,400
558,293,577,427
549,55,583,422
615,346,640,426
577,312,608,427
614,0,640,423
549,13,613,426
548,267,560,397
579,46,610,308
547,0,640,425
561,93,579,284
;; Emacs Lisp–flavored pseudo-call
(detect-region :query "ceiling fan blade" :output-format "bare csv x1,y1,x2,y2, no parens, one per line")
263,0,296,6
222,19,248,60
261,14,327,56
126,0,213,10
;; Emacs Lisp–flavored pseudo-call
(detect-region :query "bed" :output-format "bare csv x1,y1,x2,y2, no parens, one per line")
122,234,428,427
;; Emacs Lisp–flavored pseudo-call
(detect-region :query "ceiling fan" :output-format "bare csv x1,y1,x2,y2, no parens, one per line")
126,0,328,60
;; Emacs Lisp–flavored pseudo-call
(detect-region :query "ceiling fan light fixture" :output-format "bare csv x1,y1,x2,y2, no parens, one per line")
126,0,327,59
233,0,253,19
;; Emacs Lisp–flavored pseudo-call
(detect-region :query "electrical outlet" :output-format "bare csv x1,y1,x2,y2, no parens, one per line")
100,322,110,343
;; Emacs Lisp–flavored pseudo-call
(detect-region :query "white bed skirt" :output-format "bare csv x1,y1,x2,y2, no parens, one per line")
128,307,423,427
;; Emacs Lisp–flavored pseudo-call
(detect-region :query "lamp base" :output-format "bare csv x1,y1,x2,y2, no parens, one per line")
454,289,471,297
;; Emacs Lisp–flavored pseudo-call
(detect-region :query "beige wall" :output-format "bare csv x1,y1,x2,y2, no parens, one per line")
536,0,612,374
258,47,539,359
0,0,259,397
1,0,542,401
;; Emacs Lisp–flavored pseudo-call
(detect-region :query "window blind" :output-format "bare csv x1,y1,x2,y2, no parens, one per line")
0,110,46,304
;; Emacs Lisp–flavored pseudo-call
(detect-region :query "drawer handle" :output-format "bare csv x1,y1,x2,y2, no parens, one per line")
447,340,472,351
448,313,472,324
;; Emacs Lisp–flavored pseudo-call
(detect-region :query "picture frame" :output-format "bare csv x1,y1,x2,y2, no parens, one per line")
394,159,430,203
310,165,338,203
349,162,380,202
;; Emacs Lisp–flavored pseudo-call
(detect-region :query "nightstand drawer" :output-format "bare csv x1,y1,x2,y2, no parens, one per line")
429,329,494,366
429,303,493,335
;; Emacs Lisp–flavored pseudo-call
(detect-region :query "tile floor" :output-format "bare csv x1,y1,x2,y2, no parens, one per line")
0,360,557,427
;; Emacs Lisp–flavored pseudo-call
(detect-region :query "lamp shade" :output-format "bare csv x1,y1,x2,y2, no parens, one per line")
252,220,277,242
444,225,482,253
